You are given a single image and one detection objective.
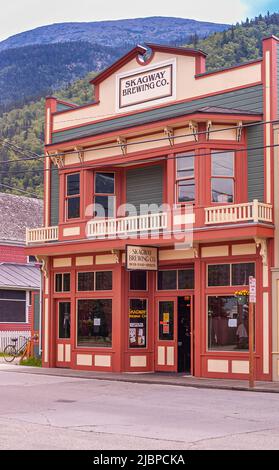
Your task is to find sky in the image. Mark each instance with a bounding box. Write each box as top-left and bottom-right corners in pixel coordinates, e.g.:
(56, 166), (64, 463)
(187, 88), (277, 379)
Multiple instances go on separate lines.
(0, 0), (278, 42)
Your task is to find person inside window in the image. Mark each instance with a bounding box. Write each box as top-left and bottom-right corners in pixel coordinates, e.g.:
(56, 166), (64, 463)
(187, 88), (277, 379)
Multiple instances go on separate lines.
(236, 319), (248, 349)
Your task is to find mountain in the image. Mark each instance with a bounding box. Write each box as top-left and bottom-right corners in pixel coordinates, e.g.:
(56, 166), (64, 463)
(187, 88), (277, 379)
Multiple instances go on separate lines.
(0, 41), (120, 111)
(0, 17), (228, 51)
(0, 16), (229, 111)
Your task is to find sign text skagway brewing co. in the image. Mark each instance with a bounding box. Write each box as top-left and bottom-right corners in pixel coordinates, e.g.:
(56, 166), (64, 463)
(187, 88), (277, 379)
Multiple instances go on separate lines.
(126, 245), (158, 271)
(118, 62), (174, 109)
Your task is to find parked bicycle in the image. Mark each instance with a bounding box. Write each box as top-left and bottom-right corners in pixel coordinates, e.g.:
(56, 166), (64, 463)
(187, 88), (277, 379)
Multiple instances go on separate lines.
(3, 335), (38, 362)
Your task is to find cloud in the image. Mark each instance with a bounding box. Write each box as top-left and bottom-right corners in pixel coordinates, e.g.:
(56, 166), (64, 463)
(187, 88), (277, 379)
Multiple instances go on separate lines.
(0, 0), (275, 42)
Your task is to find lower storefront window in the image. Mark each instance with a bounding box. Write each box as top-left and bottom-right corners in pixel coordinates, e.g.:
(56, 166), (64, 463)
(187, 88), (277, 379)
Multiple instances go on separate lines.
(208, 295), (249, 351)
(77, 299), (112, 348)
(129, 299), (147, 348)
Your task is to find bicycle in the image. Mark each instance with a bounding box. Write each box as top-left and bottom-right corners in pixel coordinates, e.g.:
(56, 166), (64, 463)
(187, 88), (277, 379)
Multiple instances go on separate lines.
(3, 335), (38, 363)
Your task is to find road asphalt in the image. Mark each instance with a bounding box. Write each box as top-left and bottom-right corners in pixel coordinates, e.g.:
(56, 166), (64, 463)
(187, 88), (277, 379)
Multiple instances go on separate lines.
(0, 365), (279, 450)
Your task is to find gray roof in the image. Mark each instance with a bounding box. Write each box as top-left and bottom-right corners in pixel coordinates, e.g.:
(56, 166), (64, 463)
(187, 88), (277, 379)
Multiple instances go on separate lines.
(0, 193), (43, 243)
(196, 106), (260, 115)
(0, 263), (40, 290)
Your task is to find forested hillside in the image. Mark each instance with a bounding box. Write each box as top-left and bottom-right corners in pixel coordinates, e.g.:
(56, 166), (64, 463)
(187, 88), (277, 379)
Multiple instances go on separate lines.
(0, 16), (228, 111)
(1, 11), (279, 198)
(188, 12), (279, 70)
(0, 41), (120, 112)
(0, 75), (94, 197)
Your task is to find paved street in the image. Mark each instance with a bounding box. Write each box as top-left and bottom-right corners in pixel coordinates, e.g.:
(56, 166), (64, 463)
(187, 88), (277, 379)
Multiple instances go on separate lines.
(0, 368), (279, 450)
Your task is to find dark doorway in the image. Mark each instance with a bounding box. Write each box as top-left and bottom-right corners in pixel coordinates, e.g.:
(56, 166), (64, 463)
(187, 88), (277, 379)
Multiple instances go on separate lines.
(177, 296), (191, 373)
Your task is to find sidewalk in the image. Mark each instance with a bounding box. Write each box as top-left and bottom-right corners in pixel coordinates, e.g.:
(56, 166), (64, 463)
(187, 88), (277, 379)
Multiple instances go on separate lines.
(1, 362), (279, 393)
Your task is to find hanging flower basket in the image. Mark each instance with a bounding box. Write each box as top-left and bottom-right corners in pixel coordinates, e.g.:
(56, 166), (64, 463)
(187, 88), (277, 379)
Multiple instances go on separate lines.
(234, 290), (249, 305)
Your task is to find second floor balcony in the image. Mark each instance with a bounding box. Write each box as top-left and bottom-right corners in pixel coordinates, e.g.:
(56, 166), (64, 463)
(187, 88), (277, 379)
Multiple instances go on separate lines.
(26, 199), (273, 245)
(205, 200), (273, 225)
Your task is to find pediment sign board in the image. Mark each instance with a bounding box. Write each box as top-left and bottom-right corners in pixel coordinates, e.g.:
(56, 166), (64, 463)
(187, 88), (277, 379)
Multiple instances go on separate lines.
(115, 59), (176, 113)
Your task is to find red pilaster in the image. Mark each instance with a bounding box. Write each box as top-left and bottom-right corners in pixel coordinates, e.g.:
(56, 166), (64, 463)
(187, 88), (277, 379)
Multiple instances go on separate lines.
(262, 36), (279, 205)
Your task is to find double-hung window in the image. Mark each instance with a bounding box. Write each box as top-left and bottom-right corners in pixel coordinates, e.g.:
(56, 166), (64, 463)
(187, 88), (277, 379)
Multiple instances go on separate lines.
(211, 151), (234, 203)
(66, 173), (80, 219)
(0, 290), (26, 323)
(176, 152), (195, 203)
(94, 172), (115, 218)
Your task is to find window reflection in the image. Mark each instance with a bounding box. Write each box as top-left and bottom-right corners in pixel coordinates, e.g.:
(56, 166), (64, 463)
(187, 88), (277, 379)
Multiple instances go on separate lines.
(208, 296), (249, 351)
(77, 299), (112, 348)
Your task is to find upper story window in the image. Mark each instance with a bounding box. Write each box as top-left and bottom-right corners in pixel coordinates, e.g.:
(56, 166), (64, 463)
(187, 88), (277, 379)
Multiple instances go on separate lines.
(176, 152), (195, 204)
(94, 172), (115, 218)
(55, 273), (71, 293)
(207, 263), (255, 287)
(66, 173), (80, 219)
(158, 269), (195, 290)
(129, 271), (147, 291)
(211, 151), (234, 203)
(77, 271), (113, 292)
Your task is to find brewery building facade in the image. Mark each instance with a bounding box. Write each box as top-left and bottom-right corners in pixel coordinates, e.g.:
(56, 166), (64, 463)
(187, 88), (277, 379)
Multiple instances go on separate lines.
(26, 37), (279, 381)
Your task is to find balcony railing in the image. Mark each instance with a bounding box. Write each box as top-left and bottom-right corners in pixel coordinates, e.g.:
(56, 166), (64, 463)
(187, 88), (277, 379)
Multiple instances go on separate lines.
(26, 226), (58, 244)
(26, 201), (273, 245)
(86, 212), (168, 239)
(205, 200), (273, 225)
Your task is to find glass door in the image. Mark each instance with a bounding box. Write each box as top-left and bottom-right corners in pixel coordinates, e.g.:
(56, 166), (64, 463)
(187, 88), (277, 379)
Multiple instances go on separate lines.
(56, 300), (71, 368)
(155, 298), (177, 372)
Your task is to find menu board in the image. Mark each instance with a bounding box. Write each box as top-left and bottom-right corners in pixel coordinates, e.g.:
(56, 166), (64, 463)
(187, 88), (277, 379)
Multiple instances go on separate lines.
(129, 299), (147, 348)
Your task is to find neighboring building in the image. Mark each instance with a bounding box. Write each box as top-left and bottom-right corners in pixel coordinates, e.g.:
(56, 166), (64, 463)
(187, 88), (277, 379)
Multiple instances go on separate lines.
(26, 37), (279, 381)
(0, 193), (42, 351)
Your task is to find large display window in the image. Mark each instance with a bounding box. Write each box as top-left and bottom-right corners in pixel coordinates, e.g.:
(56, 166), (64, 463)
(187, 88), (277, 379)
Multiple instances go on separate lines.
(129, 298), (147, 348)
(208, 295), (249, 351)
(77, 299), (112, 348)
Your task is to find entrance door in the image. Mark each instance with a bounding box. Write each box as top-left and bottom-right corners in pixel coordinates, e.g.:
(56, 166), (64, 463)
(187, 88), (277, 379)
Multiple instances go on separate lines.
(177, 296), (192, 374)
(56, 300), (71, 368)
(155, 298), (177, 371)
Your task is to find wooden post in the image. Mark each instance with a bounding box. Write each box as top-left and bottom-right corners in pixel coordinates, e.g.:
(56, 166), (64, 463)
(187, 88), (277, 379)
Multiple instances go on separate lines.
(249, 276), (256, 388)
(249, 302), (255, 389)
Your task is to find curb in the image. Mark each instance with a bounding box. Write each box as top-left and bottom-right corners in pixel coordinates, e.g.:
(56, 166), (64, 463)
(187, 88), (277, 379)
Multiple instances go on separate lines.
(1, 365), (279, 394)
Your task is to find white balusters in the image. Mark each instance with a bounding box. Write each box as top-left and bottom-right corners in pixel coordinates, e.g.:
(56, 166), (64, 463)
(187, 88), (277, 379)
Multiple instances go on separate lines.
(26, 226), (58, 244)
(87, 212), (168, 239)
(205, 200), (273, 225)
